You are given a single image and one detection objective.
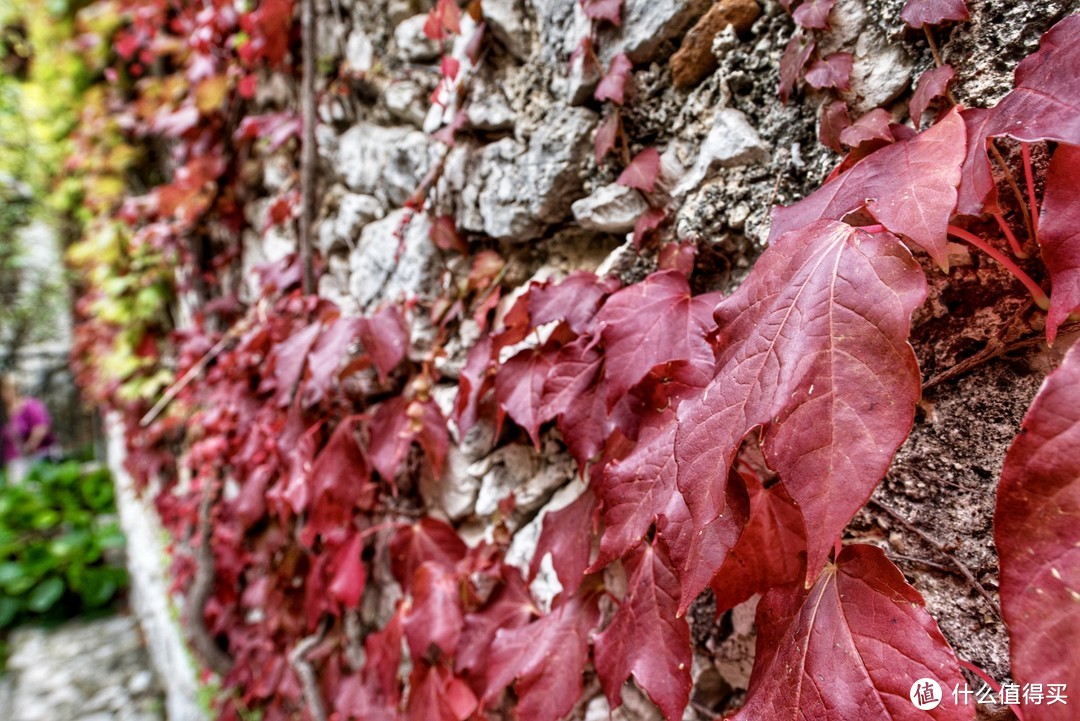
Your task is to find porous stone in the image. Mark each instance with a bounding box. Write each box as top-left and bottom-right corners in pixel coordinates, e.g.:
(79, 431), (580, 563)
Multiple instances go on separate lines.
(674, 107), (769, 196)
(670, 0), (762, 88)
(461, 105), (598, 241)
(380, 130), (439, 207)
(393, 14), (441, 62)
(571, 182), (650, 233)
(348, 209), (439, 309)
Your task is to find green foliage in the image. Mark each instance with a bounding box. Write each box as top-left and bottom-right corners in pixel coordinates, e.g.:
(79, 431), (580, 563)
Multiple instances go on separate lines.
(0, 460), (127, 629)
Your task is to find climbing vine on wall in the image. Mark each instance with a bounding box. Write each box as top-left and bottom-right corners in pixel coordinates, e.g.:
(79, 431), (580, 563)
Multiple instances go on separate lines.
(58, 0), (1080, 720)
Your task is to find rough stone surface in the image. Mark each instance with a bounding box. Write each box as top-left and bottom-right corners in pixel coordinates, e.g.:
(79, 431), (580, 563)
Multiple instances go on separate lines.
(674, 107), (770, 196)
(572, 182), (650, 233)
(671, 0), (762, 88)
(348, 208), (439, 309)
(392, 14), (440, 62)
(456, 105), (598, 241)
(1, 616), (165, 721)
(598, 0), (712, 63)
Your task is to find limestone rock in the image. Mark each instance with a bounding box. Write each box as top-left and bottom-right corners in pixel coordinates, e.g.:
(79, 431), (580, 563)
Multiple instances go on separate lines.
(670, 0), (761, 88)
(339, 123), (436, 207)
(598, 0), (712, 63)
(674, 107), (768, 196)
(572, 183), (649, 233)
(466, 78), (516, 131)
(348, 209), (439, 309)
(483, 0), (531, 59)
(567, 46), (602, 106)
(345, 28), (375, 73)
(381, 130), (438, 207)
(319, 193), (384, 254)
(462, 105), (598, 241)
(385, 80), (429, 127)
(393, 14), (441, 62)
(850, 30), (913, 113)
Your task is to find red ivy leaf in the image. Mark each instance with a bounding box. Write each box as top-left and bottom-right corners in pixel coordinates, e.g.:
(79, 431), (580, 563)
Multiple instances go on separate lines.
(456, 569), (537, 682)
(658, 241), (696, 276)
(910, 64), (955, 130)
(593, 542), (691, 721)
(770, 107), (966, 269)
(358, 305), (408, 384)
(580, 0), (622, 25)
(430, 215), (468, 253)
(656, 469), (748, 614)
(838, 107), (894, 150)
(269, 321), (321, 406)
(616, 147), (661, 193)
(675, 221), (926, 579)
(595, 53), (633, 104)
(1037, 144), (1080, 345)
(328, 531), (366, 608)
(710, 462), (806, 614)
(424, 0), (462, 39)
(305, 416), (375, 541)
(819, 100), (852, 153)
(792, 0), (836, 30)
(595, 112), (620, 164)
(404, 562), (464, 658)
(985, 15), (1080, 146)
(454, 334), (493, 434)
(528, 271), (620, 335)
(529, 488), (597, 597)
(539, 337), (603, 427)
(733, 544), (971, 721)
(482, 589), (601, 721)
(804, 51), (852, 90)
(405, 662), (477, 721)
(304, 316), (364, 405)
(779, 32), (815, 103)
(900, 0), (969, 28)
(389, 518), (468, 587)
(369, 396), (448, 479)
(494, 332), (567, 448)
(996, 343), (1080, 721)
(955, 107), (999, 216)
(633, 206), (667, 249)
(597, 270), (722, 409)
(441, 56), (461, 81)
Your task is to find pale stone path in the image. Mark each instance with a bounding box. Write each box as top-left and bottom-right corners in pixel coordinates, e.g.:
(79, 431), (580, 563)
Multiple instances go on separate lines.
(0, 615), (165, 721)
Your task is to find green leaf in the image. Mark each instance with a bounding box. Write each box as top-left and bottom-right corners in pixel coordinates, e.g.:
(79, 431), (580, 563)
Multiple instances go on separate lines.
(26, 576), (65, 613)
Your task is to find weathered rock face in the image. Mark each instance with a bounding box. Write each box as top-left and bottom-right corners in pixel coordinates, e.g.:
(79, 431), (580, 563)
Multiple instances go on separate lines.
(235, 0), (1074, 716)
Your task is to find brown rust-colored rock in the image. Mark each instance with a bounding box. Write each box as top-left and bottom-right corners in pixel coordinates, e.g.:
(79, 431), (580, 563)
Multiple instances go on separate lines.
(670, 0), (761, 88)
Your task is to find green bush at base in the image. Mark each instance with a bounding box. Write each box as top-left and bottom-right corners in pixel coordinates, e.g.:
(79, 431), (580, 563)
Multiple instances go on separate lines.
(0, 460), (127, 630)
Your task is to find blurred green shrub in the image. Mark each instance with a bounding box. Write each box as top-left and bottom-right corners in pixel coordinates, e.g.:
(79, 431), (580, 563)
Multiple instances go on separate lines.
(0, 461), (127, 629)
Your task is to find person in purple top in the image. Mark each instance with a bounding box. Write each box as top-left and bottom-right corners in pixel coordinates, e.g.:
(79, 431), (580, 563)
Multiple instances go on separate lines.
(2, 374), (57, 483)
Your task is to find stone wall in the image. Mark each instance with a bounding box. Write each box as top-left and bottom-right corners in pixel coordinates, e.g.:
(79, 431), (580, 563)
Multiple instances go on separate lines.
(194, 0), (1079, 716)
